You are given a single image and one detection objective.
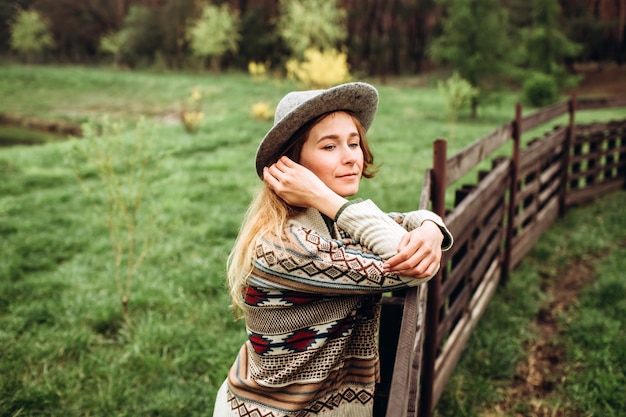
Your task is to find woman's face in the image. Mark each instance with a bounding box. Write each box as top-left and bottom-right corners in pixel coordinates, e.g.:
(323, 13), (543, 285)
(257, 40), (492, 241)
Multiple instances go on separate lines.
(299, 112), (364, 197)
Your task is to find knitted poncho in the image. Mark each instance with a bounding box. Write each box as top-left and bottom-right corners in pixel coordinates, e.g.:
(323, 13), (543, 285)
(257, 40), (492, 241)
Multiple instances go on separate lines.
(217, 200), (452, 417)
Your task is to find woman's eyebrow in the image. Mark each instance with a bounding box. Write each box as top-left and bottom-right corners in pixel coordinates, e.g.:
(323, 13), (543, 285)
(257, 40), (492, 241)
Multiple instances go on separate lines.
(316, 132), (359, 142)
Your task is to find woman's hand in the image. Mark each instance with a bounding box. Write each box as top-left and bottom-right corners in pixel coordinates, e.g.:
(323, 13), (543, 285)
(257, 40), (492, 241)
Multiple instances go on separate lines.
(383, 220), (444, 279)
(263, 156), (347, 217)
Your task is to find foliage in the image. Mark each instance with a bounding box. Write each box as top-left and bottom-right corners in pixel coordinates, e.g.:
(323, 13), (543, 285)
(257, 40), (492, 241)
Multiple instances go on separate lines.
(97, 5), (166, 69)
(121, 6), (165, 68)
(64, 117), (157, 328)
(181, 87), (205, 133)
(0, 1), (623, 74)
(185, 3), (240, 72)
(523, 72), (559, 107)
(248, 61), (269, 81)
(238, 5), (282, 69)
(429, 0), (514, 117)
(437, 71), (479, 141)
(250, 101), (274, 122)
(8, 7), (55, 61)
(513, 0), (582, 89)
(98, 30), (126, 66)
(286, 48), (351, 89)
(560, 2), (622, 63)
(276, 0), (347, 59)
(429, 0), (513, 84)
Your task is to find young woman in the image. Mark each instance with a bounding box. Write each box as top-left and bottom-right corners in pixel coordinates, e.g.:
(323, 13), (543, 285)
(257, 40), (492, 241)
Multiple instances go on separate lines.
(213, 82), (453, 417)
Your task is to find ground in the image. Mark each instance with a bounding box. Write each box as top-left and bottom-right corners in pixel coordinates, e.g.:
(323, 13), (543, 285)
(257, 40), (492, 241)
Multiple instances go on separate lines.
(478, 63), (626, 416)
(565, 62), (626, 98)
(488, 256), (597, 416)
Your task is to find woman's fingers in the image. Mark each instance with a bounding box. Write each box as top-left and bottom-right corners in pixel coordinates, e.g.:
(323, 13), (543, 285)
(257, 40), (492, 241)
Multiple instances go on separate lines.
(384, 224), (444, 278)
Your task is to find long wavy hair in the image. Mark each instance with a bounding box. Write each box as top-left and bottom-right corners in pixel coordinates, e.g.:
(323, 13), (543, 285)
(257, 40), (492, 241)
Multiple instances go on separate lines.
(227, 111), (378, 317)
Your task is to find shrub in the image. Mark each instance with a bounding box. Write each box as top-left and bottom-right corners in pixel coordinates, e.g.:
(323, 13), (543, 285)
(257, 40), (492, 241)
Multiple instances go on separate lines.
(523, 72), (559, 107)
(181, 87), (204, 134)
(277, 0), (347, 59)
(8, 7), (55, 62)
(97, 6), (165, 68)
(64, 117), (158, 328)
(248, 61), (269, 81)
(250, 102), (274, 121)
(186, 3), (240, 72)
(98, 31), (126, 66)
(437, 72), (479, 113)
(437, 71), (479, 141)
(286, 48), (351, 89)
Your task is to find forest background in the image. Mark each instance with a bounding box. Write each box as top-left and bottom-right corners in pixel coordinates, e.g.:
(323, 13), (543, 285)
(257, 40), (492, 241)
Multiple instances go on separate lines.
(2, 0), (625, 75)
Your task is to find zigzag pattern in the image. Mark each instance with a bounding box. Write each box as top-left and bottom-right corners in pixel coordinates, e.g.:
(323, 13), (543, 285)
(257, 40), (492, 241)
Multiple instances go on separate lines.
(228, 387), (374, 417)
(255, 238), (391, 289)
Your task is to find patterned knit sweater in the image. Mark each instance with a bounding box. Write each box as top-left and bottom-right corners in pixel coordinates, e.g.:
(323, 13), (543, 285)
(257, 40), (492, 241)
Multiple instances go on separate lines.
(220, 199), (452, 417)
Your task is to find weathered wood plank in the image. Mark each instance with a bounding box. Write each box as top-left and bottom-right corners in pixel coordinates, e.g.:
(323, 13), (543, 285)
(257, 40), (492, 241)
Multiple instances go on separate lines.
(519, 127), (566, 172)
(441, 251), (472, 301)
(445, 122), (514, 186)
(566, 178), (626, 207)
(445, 161), (510, 234)
(438, 284), (471, 347)
(383, 287), (419, 417)
(511, 197), (559, 268)
(521, 101), (569, 132)
(432, 259), (501, 407)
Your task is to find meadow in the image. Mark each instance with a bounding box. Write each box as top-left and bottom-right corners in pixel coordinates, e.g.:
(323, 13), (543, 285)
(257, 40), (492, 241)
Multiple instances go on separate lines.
(1, 64), (625, 416)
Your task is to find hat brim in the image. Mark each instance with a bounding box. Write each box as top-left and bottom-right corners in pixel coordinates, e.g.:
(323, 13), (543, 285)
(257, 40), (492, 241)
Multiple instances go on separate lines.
(255, 82), (379, 178)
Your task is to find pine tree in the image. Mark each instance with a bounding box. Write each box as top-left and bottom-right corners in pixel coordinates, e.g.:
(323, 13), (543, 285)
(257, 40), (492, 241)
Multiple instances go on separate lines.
(429, 0), (513, 118)
(517, 0), (582, 86)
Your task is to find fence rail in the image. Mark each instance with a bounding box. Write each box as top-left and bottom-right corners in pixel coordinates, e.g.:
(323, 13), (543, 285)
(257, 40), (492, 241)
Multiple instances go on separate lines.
(376, 94), (626, 417)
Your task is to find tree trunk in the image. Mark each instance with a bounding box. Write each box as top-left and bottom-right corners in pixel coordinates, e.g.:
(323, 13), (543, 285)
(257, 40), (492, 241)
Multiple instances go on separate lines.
(118, 0), (125, 26)
(471, 96), (478, 119)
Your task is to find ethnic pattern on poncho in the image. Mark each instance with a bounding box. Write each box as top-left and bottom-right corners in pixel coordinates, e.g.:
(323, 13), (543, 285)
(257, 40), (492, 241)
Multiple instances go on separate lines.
(221, 201), (453, 417)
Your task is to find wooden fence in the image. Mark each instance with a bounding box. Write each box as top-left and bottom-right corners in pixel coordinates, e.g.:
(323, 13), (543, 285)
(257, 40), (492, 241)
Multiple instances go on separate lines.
(374, 94), (626, 417)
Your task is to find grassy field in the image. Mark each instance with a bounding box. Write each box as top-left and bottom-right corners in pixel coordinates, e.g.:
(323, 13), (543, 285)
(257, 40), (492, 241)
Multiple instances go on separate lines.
(0, 64), (625, 416)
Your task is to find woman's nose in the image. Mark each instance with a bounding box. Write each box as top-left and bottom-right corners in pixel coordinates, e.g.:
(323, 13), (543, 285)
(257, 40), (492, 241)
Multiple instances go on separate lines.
(342, 147), (356, 164)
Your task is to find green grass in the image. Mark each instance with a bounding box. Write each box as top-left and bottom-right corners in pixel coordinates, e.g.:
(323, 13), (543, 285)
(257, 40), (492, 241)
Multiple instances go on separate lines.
(435, 190), (626, 416)
(0, 64), (625, 416)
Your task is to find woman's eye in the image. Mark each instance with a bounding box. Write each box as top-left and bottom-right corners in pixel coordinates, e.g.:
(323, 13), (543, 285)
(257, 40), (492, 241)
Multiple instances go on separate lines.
(349, 142), (360, 148)
(323, 144), (335, 151)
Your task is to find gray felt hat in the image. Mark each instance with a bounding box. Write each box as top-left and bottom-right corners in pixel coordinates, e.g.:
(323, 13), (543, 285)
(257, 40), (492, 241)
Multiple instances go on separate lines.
(255, 82), (379, 178)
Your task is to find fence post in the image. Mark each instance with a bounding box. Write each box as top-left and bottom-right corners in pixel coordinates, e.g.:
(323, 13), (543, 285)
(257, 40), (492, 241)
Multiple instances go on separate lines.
(502, 103), (522, 284)
(560, 93), (576, 216)
(419, 139), (447, 417)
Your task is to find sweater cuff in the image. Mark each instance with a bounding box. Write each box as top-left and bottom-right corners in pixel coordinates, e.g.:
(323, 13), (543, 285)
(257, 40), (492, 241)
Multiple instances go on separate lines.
(333, 198), (363, 222)
(402, 210), (454, 251)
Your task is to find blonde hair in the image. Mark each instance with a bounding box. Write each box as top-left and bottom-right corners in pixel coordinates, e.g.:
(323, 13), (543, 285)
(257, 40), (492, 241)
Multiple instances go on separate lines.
(227, 111), (377, 318)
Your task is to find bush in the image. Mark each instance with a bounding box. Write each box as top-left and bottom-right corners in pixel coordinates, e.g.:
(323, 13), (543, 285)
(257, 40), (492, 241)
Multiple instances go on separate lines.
(286, 48), (351, 89)
(437, 71), (478, 140)
(277, 0), (347, 59)
(98, 31), (126, 66)
(523, 72), (559, 107)
(8, 7), (55, 62)
(181, 87), (205, 133)
(185, 3), (240, 72)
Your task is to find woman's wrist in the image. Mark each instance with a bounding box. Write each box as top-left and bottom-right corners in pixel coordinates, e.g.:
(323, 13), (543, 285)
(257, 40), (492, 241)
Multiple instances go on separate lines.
(314, 190), (348, 219)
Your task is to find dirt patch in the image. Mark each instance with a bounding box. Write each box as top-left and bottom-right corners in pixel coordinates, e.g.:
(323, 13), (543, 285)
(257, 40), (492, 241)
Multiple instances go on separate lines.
(488, 241), (626, 416)
(0, 113), (82, 137)
(567, 63), (626, 98)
